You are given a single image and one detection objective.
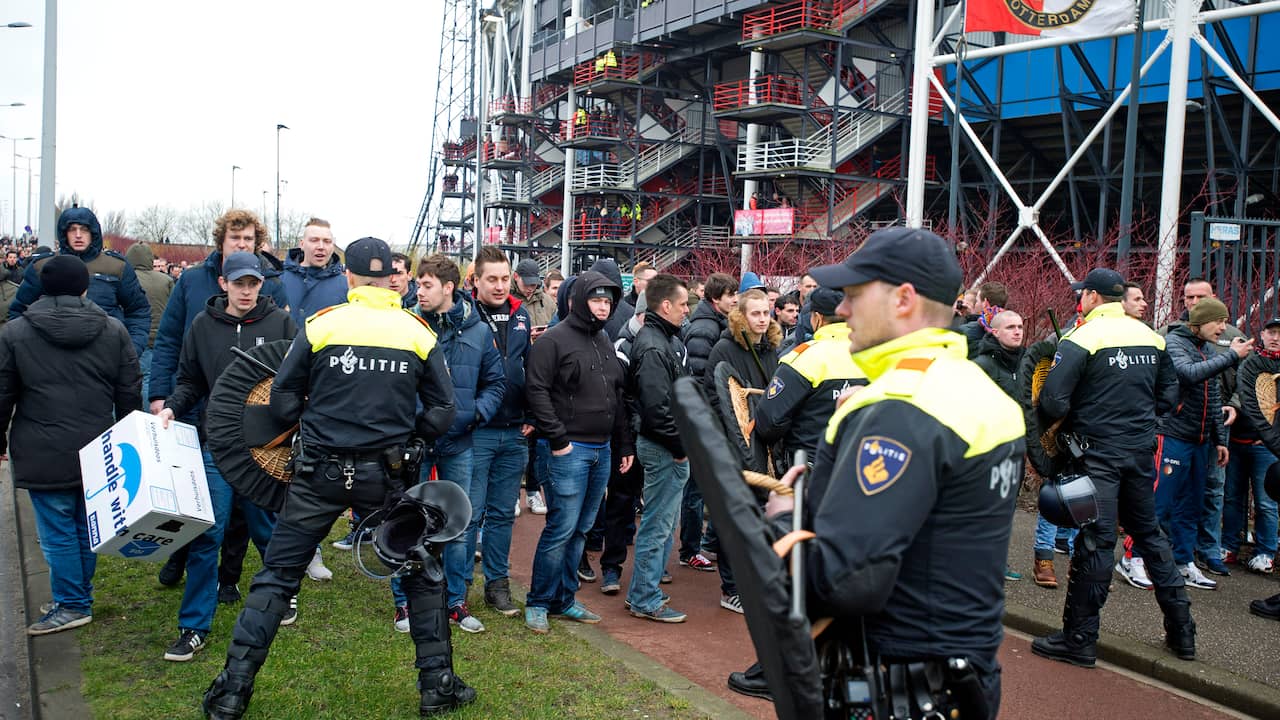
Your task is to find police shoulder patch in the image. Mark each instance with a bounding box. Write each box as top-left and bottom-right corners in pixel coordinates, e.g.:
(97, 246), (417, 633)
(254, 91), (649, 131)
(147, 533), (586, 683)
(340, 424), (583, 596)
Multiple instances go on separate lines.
(856, 436), (912, 496)
(766, 375), (785, 399)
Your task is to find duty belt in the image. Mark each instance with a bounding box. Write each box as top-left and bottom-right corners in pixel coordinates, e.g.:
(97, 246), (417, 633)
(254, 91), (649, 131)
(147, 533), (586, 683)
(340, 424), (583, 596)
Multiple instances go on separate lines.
(316, 447), (401, 491)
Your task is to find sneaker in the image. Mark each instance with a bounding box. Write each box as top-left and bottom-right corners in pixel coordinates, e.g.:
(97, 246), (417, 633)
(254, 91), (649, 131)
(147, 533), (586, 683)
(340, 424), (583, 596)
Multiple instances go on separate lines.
(600, 568), (621, 595)
(483, 578), (521, 617)
(1224, 550), (1240, 565)
(1054, 537), (1071, 555)
(1197, 554), (1231, 577)
(660, 570), (673, 584)
(553, 601), (601, 624)
(720, 594), (744, 614)
(624, 593), (670, 610)
(217, 584), (242, 605)
(449, 603), (486, 633)
(1004, 566), (1022, 582)
(1117, 556), (1153, 590)
(1248, 553), (1275, 574)
(27, 605), (91, 636)
(525, 606), (550, 634)
(679, 553), (716, 572)
(514, 498), (521, 517)
(157, 555), (185, 587)
(306, 547), (333, 581)
(527, 491), (547, 515)
(1181, 563), (1218, 590)
(394, 605), (411, 633)
(280, 596), (299, 626)
(163, 629), (207, 662)
(331, 530), (357, 550)
(577, 555), (597, 583)
(629, 605), (687, 623)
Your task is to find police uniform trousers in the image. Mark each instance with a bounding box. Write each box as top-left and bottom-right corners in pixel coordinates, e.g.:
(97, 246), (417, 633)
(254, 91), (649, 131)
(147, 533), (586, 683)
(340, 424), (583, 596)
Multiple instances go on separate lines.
(1063, 441), (1190, 642)
(223, 457), (454, 682)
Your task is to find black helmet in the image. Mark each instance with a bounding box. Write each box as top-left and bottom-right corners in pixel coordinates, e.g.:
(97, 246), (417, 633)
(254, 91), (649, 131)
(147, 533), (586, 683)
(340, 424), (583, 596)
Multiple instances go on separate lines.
(354, 481), (472, 580)
(1038, 473), (1100, 528)
(1266, 461), (1280, 502)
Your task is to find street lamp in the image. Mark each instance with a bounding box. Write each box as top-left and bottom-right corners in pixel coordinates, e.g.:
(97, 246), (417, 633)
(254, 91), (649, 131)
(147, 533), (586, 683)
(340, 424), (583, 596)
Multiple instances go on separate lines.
(275, 124), (288, 245)
(18, 153), (38, 233)
(1, 134), (35, 237)
(4, 22), (33, 28)
(231, 164), (241, 207)
(1, 103), (25, 108)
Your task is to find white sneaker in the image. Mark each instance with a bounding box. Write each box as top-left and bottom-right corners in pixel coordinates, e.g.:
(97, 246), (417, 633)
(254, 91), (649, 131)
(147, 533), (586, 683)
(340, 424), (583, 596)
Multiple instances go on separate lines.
(1181, 562), (1218, 590)
(515, 498), (522, 517)
(1117, 556), (1153, 590)
(1248, 553), (1275, 574)
(393, 605), (410, 633)
(527, 491), (547, 515)
(306, 547), (333, 581)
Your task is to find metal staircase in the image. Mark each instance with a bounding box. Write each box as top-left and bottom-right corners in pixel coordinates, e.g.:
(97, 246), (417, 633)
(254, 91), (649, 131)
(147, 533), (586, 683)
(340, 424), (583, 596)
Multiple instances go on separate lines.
(633, 225), (730, 270)
(738, 88), (904, 173)
(571, 108), (714, 191)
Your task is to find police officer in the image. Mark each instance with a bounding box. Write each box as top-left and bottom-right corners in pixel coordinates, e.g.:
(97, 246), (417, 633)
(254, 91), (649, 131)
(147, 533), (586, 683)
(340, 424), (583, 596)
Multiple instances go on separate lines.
(766, 228), (1025, 718)
(202, 237), (466, 719)
(1032, 267), (1195, 667)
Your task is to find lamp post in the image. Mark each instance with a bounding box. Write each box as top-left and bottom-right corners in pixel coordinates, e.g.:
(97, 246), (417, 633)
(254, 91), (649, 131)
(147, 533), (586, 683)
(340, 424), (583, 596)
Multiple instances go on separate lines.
(19, 154), (37, 233)
(231, 164), (241, 207)
(3, 22), (33, 28)
(38, 0), (56, 243)
(275, 124), (288, 245)
(1, 135), (35, 237)
(0, 103), (24, 108)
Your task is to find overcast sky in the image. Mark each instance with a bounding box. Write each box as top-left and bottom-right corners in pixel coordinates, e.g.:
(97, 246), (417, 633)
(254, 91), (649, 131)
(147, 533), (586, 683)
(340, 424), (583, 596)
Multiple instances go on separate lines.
(1, 0), (443, 248)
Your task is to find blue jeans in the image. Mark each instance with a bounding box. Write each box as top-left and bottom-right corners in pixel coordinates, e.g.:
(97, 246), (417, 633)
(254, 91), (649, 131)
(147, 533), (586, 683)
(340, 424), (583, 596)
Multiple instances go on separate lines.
(627, 436), (689, 614)
(139, 347), (153, 404)
(1196, 463), (1227, 561)
(393, 448), (474, 609)
(1032, 513), (1077, 561)
(1153, 435), (1212, 566)
(465, 427), (527, 583)
(28, 489), (96, 614)
(1223, 442), (1279, 555)
(526, 442), (610, 613)
(179, 449), (234, 633)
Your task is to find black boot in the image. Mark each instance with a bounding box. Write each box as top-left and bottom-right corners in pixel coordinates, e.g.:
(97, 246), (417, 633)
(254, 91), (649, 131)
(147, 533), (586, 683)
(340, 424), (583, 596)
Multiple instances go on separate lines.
(202, 664), (256, 720)
(419, 671), (477, 716)
(727, 661), (772, 699)
(1031, 631), (1097, 668)
(1250, 593), (1280, 621)
(158, 549), (187, 587)
(1156, 585), (1196, 661)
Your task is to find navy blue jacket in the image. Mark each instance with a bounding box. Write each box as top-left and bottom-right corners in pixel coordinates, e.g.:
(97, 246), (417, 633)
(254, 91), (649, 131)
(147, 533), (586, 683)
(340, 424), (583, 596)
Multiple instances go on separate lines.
(280, 248), (348, 325)
(148, 249), (288, 402)
(9, 207), (151, 356)
(473, 293), (532, 429)
(420, 291), (505, 455)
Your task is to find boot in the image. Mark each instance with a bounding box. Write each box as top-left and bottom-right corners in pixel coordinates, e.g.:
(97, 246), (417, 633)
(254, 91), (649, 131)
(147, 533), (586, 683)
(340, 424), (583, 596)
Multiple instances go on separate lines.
(419, 670), (477, 716)
(727, 661), (772, 700)
(484, 578), (520, 617)
(1250, 593), (1280, 621)
(1031, 631), (1096, 668)
(202, 663), (257, 720)
(1156, 586), (1195, 661)
(1032, 559), (1058, 588)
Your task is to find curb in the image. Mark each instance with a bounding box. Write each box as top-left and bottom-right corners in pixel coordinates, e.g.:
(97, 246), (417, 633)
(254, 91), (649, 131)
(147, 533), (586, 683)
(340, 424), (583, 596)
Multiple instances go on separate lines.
(1004, 601), (1280, 719)
(1, 469), (35, 720)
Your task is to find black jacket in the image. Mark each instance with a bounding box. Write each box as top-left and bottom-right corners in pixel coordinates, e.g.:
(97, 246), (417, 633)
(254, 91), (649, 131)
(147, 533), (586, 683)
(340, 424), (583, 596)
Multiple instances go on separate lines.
(166, 294), (297, 437)
(959, 319), (986, 359)
(1233, 351), (1280, 451)
(682, 297), (727, 383)
(631, 310), (690, 457)
(971, 333), (1023, 400)
(704, 309), (782, 399)
(525, 271), (632, 453)
(0, 296), (142, 491)
(1161, 323), (1235, 446)
(588, 259), (633, 341)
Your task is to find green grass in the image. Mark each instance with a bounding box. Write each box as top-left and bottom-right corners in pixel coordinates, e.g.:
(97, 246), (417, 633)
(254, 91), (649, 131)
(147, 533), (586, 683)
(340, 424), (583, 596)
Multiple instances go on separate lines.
(79, 526), (705, 719)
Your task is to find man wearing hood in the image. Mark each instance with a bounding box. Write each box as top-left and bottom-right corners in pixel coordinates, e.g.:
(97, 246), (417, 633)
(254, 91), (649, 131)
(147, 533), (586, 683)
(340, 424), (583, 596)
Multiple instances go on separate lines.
(155, 252), (297, 663)
(588, 258), (633, 340)
(10, 206), (152, 357)
(972, 310), (1024, 400)
(0, 256), (141, 636)
(125, 242), (174, 401)
(280, 218), (347, 325)
(523, 270), (634, 633)
(399, 254), (505, 635)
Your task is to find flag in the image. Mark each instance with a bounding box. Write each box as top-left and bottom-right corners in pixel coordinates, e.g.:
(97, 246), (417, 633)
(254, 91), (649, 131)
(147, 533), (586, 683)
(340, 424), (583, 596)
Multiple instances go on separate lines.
(965, 0), (1136, 38)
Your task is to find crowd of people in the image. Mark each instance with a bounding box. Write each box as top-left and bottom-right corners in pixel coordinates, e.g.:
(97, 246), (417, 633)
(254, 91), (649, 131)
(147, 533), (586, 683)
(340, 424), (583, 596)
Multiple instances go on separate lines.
(1, 210), (1278, 718)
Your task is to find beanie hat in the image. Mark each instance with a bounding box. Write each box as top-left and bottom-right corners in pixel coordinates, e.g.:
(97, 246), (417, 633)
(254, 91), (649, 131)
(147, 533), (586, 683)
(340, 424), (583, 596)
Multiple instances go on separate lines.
(739, 271), (766, 293)
(634, 290), (648, 317)
(1189, 298), (1229, 326)
(41, 255), (90, 297)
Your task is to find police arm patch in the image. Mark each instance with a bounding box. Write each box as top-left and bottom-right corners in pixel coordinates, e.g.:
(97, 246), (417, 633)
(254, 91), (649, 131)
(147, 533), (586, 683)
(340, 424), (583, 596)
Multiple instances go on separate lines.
(766, 375), (785, 399)
(856, 436), (912, 496)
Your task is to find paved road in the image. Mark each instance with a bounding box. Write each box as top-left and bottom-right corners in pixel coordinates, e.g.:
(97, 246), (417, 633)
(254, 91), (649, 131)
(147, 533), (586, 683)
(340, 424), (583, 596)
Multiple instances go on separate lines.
(507, 501), (1250, 719)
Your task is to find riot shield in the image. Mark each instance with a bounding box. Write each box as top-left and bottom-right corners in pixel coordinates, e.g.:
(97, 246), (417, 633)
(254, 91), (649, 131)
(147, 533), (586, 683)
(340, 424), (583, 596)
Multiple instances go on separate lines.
(1019, 337), (1069, 479)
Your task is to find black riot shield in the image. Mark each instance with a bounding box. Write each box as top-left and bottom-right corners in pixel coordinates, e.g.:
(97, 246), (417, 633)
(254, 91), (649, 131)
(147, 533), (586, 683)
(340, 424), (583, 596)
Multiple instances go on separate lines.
(206, 339), (296, 512)
(713, 362), (771, 474)
(1237, 358), (1280, 457)
(1019, 337), (1069, 480)
(671, 377), (823, 720)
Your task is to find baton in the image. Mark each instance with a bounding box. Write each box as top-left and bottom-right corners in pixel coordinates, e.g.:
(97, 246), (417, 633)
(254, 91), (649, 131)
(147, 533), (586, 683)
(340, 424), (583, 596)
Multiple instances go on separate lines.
(790, 449), (808, 624)
(1047, 308), (1063, 341)
(231, 346), (278, 376)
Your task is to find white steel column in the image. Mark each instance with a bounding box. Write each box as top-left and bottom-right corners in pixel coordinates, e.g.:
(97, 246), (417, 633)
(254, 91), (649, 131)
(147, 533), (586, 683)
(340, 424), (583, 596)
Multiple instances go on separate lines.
(561, 86), (577, 277)
(1155, 0), (1200, 327)
(473, 0), (486, 261)
(905, 0), (937, 227)
(743, 51), (765, 211)
(38, 0), (56, 241)
(520, 0), (534, 100)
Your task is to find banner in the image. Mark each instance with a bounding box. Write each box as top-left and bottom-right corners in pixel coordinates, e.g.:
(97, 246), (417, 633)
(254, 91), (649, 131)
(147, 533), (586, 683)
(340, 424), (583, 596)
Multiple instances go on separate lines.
(734, 208), (795, 236)
(965, 0), (1135, 38)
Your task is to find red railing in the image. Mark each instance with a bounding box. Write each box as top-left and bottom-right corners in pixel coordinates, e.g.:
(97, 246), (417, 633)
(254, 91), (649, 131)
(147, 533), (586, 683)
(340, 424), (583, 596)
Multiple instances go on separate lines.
(480, 140), (527, 163)
(489, 96), (532, 116)
(573, 51), (665, 86)
(442, 138), (477, 161)
(644, 96), (685, 133)
(560, 117), (622, 141)
(742, 0), (834, 41)
(530, 209), (563, 238)
(532, 83), (569, 111)
(713, 75), (807, 110)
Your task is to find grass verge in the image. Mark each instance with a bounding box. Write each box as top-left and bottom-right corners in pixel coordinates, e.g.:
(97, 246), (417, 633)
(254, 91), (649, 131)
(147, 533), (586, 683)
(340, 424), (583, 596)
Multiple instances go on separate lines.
(78, 525), (705, 719)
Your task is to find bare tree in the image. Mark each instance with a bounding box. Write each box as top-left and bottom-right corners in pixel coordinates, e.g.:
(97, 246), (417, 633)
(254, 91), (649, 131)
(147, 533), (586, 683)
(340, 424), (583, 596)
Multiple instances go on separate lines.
(131, 205), (180, 244)
(101, 210), (128, 237)
(276, 210), (315, 250)
(176, 201), (227, 245)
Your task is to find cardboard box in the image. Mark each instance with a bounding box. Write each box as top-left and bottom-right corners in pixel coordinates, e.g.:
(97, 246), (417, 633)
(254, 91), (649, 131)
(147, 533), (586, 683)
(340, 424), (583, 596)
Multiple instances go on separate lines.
(78, 410), (214, 561)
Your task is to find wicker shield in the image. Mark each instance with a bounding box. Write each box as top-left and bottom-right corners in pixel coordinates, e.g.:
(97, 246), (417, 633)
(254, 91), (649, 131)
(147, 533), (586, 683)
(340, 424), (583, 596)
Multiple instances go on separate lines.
(1019, 337), (1069, 479)
(714, 362), (770, 474)
(1236, 355), (1280, 457)
(206, 339), (296, 512)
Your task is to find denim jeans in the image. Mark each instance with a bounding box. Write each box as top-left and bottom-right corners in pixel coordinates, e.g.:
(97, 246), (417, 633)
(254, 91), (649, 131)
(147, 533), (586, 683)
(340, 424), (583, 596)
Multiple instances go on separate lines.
(526, 442), (610, 613)
(1152, 435), (1212, 566)
(179, 449), (234, 633)
(1223, 442), (1279, 555)
(218, 495), (277, 587)
(393, 448), (473, 609)
(1196, 463), (1227, 561)
(465, 427), (527, 584)
(139, 347), (153, 404)
(527, 438), (550, 495)
(1033, 514), (1078, 561)
(28, 489), (96, 614)
(678, 477), (705, 560)
(627, 436), (689, 614)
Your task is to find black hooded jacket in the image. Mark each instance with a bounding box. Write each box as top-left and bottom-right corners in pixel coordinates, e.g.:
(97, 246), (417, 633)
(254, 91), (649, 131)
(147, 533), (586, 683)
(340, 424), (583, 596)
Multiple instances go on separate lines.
(682, 297), (728, 383)
(525, 271), (633, 454)
(165, 294), (297, 437)
(588, 258), (634, 340)
(0, 296), (142, 491)
(971, 333), (1023, 400)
